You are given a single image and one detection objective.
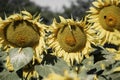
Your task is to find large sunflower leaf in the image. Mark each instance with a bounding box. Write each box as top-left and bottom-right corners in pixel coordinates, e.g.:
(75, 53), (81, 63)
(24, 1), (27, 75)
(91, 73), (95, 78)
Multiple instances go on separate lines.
(0, 70), (21, 80)
(35, 58), (70, 77)
(9, 47), (33, 71)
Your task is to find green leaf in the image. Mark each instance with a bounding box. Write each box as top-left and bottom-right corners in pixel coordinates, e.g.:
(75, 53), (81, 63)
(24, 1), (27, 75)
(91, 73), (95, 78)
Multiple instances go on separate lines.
(9, 47), (33, 71)
(97, 76), (106, 80)
(35, 65), (52, 77)
(0, 71), (21, 80)
(77, 66), (97, 80)
(108, 72), (120, 80)
(101, 61), (120, 80)
(50, 58), (70, 74)
(94, 48), (115, 72)
(35, 58), (70, 77)
(76, 46), (117, 80)
(81, 55), (94, 69)
(88, 46), (116, 72)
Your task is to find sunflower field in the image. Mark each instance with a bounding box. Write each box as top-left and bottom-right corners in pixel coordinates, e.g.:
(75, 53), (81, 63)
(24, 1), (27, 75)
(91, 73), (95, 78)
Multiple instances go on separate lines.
(0, 0), (120, 80)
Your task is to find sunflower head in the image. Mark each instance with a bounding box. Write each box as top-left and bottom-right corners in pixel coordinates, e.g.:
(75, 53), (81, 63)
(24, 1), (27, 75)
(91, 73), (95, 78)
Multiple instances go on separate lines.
(5, 20), (40, 47)
(52, 16), (87, 53)
(87, 0), (120, 45)
(88, 0), (120, 31)
(99, 5), (120, 31)
(0, 11), (45, 48)
(48, 16), (96, 65)
(0, 11), (46, 71)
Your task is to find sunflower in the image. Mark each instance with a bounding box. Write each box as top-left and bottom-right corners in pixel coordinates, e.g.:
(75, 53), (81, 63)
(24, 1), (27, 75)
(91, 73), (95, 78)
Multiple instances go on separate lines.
(0, 11), (46, 70)
(47, 16), (98, 65)
(87, 0), (120, 45)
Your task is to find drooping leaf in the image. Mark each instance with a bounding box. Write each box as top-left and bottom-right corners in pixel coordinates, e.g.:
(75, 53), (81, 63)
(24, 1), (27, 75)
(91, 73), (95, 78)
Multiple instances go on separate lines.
(9, 47), (33, 71)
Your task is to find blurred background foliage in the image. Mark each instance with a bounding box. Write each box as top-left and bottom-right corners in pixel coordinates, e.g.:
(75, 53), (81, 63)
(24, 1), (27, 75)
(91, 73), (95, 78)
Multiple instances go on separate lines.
(0, 0), (93, 24)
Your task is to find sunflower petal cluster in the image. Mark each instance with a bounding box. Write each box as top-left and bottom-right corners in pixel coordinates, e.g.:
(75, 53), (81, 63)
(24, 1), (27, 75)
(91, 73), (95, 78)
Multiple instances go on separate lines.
(47, 16), (98, 65)
(87, 0), (120, 45)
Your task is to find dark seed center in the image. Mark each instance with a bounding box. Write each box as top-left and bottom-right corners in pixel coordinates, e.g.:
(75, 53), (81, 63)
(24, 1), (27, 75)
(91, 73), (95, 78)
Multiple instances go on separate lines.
(5, 21), (40, 47)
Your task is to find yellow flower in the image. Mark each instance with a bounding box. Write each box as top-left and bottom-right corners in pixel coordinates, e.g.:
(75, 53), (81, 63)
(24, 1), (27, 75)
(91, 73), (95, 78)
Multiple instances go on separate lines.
(0, 11), (46, 70)
(43, 70), (80, 80)
(87, 0), (120, 45)
(47, 16), (98, 65)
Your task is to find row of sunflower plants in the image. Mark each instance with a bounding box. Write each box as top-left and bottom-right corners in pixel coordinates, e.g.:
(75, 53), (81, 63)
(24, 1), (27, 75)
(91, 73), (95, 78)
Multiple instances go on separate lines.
(0, 0), (120, 80)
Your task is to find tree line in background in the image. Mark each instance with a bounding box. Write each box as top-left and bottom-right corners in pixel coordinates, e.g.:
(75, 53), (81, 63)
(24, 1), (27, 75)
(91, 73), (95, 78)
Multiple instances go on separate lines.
(0, 0), (93, 24)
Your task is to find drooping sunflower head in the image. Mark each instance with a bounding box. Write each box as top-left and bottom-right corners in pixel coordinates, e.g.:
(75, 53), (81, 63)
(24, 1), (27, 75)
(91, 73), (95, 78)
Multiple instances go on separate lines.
(47, 16), (97, 65)
(0, 11), (45, 49)
(0, 11), (46, 70)
(56, 18), (87, 53)
(87, 0), (120, 45)
(4, 20), (40, 47)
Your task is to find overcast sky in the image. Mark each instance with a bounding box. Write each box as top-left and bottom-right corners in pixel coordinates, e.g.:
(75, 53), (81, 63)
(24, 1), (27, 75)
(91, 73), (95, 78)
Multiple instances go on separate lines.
(30, 0), (77, 13)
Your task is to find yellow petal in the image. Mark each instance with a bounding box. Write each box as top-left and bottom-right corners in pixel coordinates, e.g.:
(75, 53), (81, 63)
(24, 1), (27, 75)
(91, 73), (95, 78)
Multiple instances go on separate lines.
(21, 11), (32, 19)
(59, 16), (67, 23)
(88, 7), (99, 14)
(92, 1), (102, 8)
